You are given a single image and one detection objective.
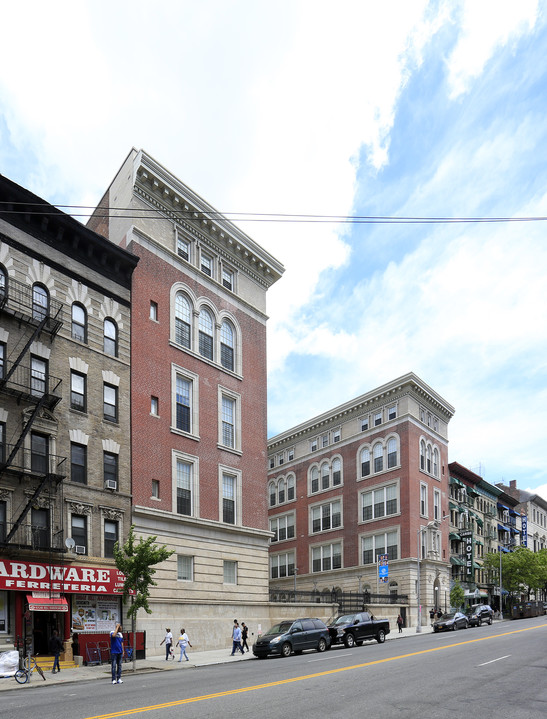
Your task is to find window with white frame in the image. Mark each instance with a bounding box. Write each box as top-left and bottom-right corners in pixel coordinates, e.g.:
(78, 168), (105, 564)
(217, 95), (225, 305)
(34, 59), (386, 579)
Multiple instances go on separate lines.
(420, 483), (428, 517)
(361, 448), (370, 477)
(374, 411), (382, 426)
(434, 489), (441, 521)
(361, 416), (369, 431)
(433, 448), (439, 477)
(270, 512), (295, 542)
(333, 428), (341, 443)
(149, 301), (158, 321)
(287, 474), (295, 501)
(177, 555), (193, 581)
(177, 235), (190, 261)
(277, 452), (284, 466)
(220, 320), (235, 371)
(175, 293), (191, 348)
(420, 440), (426, 470)
(310, 437), (318, 452)
(387, 438), (397, 468)
(332, 458), (341, 486)
(222, 473), (236, 524)
(321, 462), (329, 490)
(222, 267), (234, 291)
(310, 458), (342, 494)
(277, 478), (286, 504)
(175, 375), (192, 433)
(176, 459), (193, 516)
(270, 551), (294, 579)
(321, 433), (329, 448)
(362, 531), (398, 564)
(72, 303), (87, 342)
(311, 466), (319, 493)
(311, 500), (341, 533)
(361, 484), (398, 521)
(387, 404), (397, 420)
(312, 542), (341, 572)
(288, 448), (294, 461)
(269, 481), (276, 507)
(373, 443), (383, 473)
(223, 560), (237, 584)
(198, 307), (214, 360)
(219, 389), (240, 451)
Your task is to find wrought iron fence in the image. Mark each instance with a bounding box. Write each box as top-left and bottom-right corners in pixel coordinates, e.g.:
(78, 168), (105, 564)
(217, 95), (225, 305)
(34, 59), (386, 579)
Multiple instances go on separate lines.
(269, 588), (408, 612)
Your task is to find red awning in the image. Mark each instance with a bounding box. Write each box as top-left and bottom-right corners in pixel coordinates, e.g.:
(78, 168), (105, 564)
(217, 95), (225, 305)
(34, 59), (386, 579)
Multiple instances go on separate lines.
(26, 595), (69, 612)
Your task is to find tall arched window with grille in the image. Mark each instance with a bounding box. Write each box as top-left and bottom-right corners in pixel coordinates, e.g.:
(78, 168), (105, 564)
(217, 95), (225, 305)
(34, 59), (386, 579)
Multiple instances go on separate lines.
(175, 293), (191, 348)
(387, 438), (397, 468)
(198, 308), (214, 360)
(103, 318), (118, 356)
(311, 466), (319, 493)
(32, 284), (49, 321)
(321, 462), (330, 490)
(420, 440), (426, 470)
(433, 448), (439, 477)
(220, 320), (234, 370)
(71, 303), (87, 342)
(373, 443), (383, 473)
(361, 448), (370, 477)
(332, 458), (341, 485)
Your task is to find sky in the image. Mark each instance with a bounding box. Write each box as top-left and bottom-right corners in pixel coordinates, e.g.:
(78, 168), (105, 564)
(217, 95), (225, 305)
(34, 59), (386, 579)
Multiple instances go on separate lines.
(1, 1), (547, 500)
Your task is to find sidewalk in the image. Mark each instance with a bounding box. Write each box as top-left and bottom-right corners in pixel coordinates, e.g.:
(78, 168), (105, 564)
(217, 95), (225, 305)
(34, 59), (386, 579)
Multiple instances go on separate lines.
(0, 626), (423, 691)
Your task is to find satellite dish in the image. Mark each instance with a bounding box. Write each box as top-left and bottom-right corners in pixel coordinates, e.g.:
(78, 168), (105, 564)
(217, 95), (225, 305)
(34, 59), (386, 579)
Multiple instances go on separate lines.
(65, 537), (75, 549)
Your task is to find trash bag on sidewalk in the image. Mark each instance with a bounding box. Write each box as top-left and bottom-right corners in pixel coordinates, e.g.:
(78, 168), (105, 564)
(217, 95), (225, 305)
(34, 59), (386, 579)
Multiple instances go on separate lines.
(0, 651), (19, 677)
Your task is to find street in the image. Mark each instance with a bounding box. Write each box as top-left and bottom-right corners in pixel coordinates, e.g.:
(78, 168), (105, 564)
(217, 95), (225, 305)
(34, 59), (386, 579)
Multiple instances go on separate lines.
(2, 617), (546, 719)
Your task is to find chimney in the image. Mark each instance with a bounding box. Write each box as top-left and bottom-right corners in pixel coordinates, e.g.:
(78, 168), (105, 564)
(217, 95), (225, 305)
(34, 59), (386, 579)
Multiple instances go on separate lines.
(510, 480), (517, 489)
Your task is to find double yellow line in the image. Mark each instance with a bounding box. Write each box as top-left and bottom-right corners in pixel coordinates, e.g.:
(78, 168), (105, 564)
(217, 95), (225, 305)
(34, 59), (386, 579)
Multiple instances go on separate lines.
(84, 623), (546, 719)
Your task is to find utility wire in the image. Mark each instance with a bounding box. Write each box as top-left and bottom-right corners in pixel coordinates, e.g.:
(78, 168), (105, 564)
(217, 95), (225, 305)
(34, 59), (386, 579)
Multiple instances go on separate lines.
(1, 201), (546, 224)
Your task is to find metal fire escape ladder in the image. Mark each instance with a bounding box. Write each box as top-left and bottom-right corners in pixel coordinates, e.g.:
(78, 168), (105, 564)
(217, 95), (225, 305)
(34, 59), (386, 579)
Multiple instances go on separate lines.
(1, 314), (49, 385)
(3, 471), (52, 545)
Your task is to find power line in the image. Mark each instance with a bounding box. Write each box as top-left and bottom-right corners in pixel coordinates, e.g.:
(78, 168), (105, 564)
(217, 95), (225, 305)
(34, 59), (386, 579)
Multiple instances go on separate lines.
(1, 201), (546, 224)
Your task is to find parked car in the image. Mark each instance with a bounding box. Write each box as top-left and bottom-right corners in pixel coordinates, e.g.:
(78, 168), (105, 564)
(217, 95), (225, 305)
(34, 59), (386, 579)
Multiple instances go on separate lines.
(327, 612), (390, 648)
(432, 612), (468, 632)
(467, 604), (494, 627)
(252, 618), (330, 658)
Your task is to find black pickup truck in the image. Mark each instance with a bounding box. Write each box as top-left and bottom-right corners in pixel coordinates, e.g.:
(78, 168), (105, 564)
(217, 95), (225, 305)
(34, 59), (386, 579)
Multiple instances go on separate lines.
(327, 612), (390, 648)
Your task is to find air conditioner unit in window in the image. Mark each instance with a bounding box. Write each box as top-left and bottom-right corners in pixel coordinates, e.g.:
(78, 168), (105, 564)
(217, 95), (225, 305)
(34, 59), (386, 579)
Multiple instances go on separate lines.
(105, 480), (117, 490)
(75, 546), (86, 554)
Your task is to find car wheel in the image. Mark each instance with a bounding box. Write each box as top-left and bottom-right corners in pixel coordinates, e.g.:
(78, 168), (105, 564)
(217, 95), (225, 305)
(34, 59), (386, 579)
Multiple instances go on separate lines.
(317, 637), (327, 653)
(281, 642), (292, 658)
(344, 633), (355, 649)
(452, 623), (457, 630)
(477, 618), (482, 627)
(488, 617), (492, 625)
(376, 629), (386, 644)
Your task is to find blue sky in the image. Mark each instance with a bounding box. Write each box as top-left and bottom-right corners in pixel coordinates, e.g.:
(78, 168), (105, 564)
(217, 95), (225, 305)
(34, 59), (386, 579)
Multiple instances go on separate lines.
(1, 1), (546, 499)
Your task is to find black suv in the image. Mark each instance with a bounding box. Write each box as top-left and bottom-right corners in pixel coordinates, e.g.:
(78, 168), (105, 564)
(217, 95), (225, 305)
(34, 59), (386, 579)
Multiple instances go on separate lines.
(467, 604), (494, 627)
(252, 618), (330, 658)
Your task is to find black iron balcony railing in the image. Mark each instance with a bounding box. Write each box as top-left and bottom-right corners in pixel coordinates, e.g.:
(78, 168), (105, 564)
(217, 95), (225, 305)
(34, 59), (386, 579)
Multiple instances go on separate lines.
(0, 444), (67, 478)
(0, 278), (63, 335)
(0, 520), (65, 551)
(0, 363), (62, 410)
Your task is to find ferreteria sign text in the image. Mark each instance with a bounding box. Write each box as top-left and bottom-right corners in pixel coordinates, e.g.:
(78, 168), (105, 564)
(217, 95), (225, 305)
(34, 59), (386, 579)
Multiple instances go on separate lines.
(0, 560), (130, 595)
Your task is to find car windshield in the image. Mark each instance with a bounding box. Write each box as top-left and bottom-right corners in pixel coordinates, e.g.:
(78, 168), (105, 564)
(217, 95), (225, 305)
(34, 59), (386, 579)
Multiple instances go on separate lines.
(265, 622), (293, 635)
(333, 615), (355, 625)
(438, 613), (454, 621)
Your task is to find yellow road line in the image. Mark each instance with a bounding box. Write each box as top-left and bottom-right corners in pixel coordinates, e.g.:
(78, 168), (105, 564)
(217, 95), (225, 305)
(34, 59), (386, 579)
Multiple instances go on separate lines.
(83, 623), (546, 719)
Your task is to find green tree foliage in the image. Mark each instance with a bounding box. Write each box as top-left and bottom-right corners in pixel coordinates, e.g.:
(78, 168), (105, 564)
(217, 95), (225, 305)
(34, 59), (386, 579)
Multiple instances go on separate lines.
(483, 546), (547, 599)
(113, 525), (173, 670)
(450, 580), (465, 610)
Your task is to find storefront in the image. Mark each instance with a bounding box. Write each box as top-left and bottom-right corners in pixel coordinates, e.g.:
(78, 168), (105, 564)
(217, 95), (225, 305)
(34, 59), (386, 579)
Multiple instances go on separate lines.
(0, 559), (127, 657)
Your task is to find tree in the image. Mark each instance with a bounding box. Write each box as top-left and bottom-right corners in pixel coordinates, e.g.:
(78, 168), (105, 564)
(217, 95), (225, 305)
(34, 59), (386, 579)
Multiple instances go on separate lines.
(450, 580), (465, 611)
(114, 525), (174, 670)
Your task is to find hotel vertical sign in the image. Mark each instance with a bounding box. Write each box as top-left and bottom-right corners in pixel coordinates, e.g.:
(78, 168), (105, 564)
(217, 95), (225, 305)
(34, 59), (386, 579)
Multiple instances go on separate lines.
(460, 529), (474, 577)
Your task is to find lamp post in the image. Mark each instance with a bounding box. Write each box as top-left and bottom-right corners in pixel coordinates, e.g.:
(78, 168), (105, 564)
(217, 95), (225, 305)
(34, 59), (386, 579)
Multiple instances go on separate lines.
(357, 574), (363, 596)
(293, 567), (297, 596)
(499, 548), (503, 618)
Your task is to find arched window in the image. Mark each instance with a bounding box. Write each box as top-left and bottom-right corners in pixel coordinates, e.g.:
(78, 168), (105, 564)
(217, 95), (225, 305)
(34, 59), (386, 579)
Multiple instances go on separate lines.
(420, 440), (426, 470)
(332, 458), (341, 486)
(373, 443), (383, 473)
(198, 308), (213, 360)
(361, 448), (370, 477)
(311, 466), (319, 493)
(32, 284), (49, 321)
(71, 303), (87, 342)
(321, 462), (329, 490)
(175, 293), (191, 348)
(220, 320), (234, 371)
(426, 445), (432, 474)
(278, 478), (285, 504)
(0, 265), (7, 299)
(433, 448), (439, 477)
(287, 474), (295, 501)
(103, 318), (118, 356)
(387, 438), (397, 468)
(269, 481), (276, 507)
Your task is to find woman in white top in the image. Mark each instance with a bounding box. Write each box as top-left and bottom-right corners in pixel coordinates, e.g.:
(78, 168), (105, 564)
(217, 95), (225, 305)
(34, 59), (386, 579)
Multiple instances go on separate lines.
(176, 628), (192, 661)
(160, 628), (174, 660)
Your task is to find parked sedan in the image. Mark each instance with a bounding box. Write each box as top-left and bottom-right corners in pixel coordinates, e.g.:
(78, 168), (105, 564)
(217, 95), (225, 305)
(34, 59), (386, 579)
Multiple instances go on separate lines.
(432, 612), (468, 632)
(252, 618), (330, 658)
(467, 604), (494, 627)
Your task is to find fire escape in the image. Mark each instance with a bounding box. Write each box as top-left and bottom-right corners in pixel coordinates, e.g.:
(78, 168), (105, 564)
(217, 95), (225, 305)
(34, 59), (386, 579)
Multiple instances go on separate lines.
(0, 276), (66, 553)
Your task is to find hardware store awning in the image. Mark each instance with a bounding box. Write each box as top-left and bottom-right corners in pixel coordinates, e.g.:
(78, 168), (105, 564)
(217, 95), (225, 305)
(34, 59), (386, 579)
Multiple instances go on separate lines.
(26, 595), (68, 612)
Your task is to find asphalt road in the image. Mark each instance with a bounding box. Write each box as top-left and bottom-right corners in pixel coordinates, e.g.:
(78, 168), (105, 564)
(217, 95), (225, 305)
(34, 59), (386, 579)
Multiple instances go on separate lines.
(3, 617), (546, 719)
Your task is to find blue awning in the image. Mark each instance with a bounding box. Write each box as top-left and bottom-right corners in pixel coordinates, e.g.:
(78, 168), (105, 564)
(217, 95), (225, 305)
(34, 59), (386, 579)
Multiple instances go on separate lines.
(500, 546), (510, 553)
(498, 523), (510, 532)
(498, 503), (510, 511)
(509, 509), (520, 517)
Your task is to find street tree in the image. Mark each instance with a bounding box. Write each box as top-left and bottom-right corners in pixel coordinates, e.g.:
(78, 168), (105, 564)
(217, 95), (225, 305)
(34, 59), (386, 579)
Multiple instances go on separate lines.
(450, 580), (465, 611)
(114, 525), (174, 670)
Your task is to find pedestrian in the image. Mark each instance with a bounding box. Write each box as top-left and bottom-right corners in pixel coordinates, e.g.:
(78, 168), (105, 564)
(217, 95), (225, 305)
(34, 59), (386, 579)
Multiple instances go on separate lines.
(49, 629), (63, 673)
(176, 628), (192, 661)
(241, 622), (250, 652)
(396, 614), (404, 633)
(230, 620), (244, 656)
(160, 627), (174, 660)
(110, 623), (124, 684)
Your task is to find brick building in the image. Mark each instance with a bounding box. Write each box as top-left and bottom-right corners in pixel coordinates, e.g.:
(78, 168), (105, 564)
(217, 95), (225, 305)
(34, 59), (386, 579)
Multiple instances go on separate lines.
(0, 173), (137, 654)
(267, 373), (455, 628)
(88, 149), (284, 648)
